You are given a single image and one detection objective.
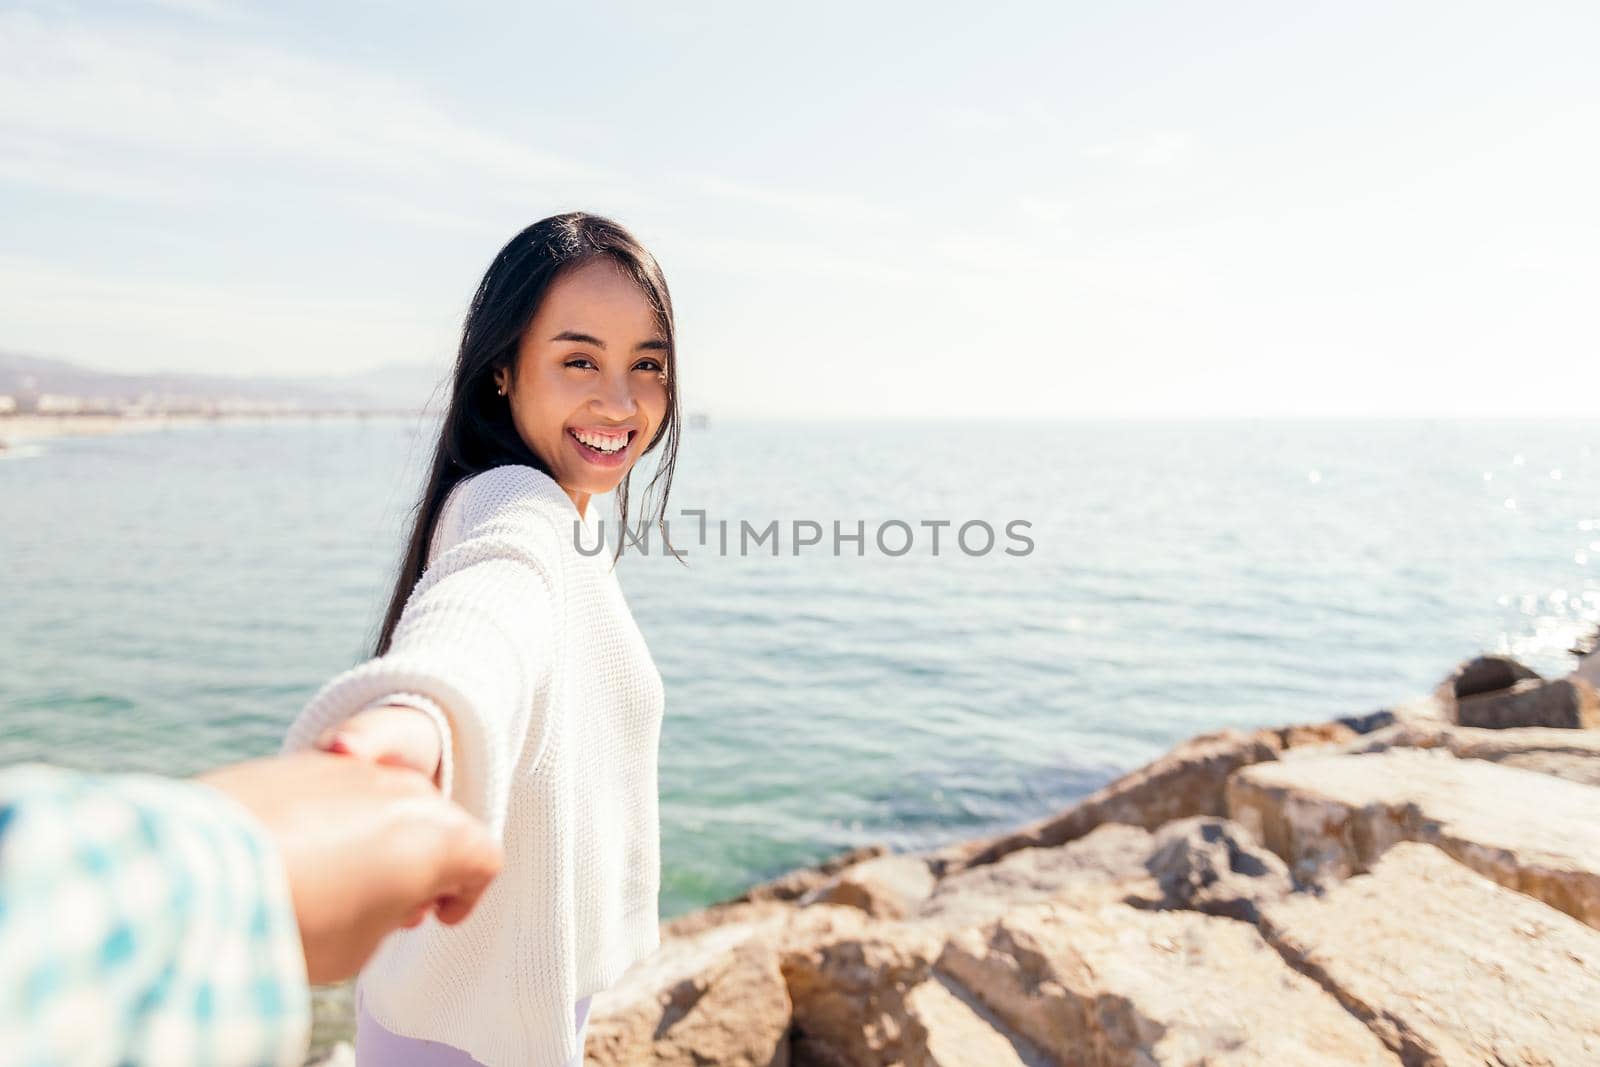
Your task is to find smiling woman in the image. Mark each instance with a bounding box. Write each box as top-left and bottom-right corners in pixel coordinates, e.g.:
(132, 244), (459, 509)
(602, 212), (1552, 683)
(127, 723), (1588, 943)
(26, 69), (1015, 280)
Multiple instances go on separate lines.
(492, 259), (673, 500)
(280, 212), (683, 1067)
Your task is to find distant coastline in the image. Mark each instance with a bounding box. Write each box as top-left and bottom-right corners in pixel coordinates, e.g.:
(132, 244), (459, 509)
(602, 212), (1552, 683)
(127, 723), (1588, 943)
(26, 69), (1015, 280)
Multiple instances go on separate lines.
(0, 410), (424, 446)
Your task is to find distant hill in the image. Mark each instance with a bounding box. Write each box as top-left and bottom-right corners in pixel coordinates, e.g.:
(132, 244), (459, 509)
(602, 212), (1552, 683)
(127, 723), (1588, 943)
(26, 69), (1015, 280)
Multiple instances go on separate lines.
(0, 351), (453, 413)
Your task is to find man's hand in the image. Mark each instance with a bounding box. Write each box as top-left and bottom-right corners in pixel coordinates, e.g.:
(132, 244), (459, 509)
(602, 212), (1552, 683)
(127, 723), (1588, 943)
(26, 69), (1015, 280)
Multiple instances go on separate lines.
(196, 751), (501, 984)
(317, 704), (445, 787)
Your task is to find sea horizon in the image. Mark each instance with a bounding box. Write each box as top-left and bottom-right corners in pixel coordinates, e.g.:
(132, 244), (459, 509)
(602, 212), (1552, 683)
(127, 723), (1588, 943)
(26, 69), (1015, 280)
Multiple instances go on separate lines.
(2, 414), (1594, 918)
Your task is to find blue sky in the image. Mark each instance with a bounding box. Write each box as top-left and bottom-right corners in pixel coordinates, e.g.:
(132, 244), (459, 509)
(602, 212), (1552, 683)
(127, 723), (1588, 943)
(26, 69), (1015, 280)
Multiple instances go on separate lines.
(1, 0), (1595, 417)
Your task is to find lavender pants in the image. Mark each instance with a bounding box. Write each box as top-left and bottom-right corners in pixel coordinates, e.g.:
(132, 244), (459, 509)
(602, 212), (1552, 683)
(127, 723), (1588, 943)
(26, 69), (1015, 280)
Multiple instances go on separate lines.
(355, 981), (595, 1066)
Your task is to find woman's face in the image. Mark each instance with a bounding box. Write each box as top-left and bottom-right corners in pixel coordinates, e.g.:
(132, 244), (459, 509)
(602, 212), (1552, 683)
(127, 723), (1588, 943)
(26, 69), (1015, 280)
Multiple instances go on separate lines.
(494, 258), (670, 515)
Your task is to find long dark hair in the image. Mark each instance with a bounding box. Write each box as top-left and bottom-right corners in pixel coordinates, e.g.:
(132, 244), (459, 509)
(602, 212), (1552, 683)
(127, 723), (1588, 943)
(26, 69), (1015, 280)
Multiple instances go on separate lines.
(372, 212), (683, 658)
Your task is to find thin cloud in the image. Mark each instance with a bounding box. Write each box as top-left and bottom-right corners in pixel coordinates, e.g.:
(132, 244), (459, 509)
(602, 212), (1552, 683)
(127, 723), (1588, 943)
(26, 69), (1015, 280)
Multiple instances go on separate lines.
(336, 190), (507, 239)
(138, 0), (253, 23)
(680, 173), (898, 225)
(943, 99), (1066, 136)
(1083, 131), (1192, 166)
(1017, 195), (1071, 228)
(0, 10), (612, 204)
(670, 233), (922, 286)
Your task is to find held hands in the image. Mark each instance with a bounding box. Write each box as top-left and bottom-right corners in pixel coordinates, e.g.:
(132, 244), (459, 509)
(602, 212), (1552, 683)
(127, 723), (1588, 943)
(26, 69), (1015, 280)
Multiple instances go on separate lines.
(197, 752), (502, 984)
(316, 704), (451, 929)
(317, 704), (445, 788)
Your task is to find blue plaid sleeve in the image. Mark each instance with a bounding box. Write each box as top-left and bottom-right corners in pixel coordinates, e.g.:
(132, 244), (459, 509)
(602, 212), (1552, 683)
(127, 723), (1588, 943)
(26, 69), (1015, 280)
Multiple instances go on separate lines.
(0, 763), (311, 1067)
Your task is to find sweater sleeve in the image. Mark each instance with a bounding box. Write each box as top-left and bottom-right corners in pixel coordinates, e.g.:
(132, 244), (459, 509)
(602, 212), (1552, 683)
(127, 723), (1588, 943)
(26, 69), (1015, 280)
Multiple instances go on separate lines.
(281, 467), (563, 841)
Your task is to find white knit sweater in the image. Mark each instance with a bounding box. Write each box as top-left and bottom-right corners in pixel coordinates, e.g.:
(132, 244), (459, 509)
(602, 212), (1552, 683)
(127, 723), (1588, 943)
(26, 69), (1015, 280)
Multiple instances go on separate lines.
(281, 464), (664, 1067)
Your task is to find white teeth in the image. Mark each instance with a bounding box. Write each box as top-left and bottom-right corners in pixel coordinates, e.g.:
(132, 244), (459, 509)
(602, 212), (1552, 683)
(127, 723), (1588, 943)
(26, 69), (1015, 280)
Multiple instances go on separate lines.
(573, 429), (628, 453)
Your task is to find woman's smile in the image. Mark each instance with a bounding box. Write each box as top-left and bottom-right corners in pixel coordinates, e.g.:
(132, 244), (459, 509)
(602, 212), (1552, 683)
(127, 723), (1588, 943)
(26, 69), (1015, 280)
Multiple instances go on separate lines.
(566, 425), (636, 468)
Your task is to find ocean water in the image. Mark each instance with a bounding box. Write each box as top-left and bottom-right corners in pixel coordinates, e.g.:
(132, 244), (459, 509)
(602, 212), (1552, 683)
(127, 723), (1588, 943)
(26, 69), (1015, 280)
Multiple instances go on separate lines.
(1, 416), (1596, 918)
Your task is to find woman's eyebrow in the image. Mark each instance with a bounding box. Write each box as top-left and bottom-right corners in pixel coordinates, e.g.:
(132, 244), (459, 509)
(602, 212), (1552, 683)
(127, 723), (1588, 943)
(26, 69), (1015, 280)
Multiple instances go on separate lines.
(551, 329), (669, 352)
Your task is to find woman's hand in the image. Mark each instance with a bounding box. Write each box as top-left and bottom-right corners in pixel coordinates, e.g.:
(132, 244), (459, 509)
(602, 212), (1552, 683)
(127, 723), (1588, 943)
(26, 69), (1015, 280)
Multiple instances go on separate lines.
(317, 704), (449, 927)
(316, 705), (444, 790)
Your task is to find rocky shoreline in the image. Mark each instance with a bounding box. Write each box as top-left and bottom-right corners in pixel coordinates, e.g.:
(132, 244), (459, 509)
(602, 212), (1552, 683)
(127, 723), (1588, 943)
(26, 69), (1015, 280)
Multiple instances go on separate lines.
(310, 641), (1600, 1065)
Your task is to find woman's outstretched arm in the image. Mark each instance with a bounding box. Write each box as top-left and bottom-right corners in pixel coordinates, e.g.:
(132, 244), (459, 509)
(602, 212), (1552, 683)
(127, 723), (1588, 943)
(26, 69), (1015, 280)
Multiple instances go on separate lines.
(281, 466), (564, 842)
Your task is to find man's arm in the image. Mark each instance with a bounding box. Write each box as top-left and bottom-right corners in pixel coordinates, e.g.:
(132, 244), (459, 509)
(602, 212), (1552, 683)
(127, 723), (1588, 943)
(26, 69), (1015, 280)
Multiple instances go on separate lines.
(0, 762), (311, 1067)
(0, 753), (502, 1067)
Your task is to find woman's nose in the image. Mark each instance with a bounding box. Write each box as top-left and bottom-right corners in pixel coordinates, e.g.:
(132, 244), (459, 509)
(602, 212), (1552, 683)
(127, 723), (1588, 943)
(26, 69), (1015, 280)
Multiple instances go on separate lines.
(591, 373), (638, 417)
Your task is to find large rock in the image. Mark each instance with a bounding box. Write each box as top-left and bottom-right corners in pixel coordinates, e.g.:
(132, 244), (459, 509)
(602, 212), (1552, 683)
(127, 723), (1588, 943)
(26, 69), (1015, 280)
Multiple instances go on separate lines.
(1260, 842), (1600, 1065)
(1433, 653), (1541, 703)
(1317, 718), (1447, 755)
(1389, 691), (1454, 724)
(730, 845), (890, 904)
(797, 853), (937, 919)
(923, 728), (1285, 876)
(660, 847), (890, 943)
(1334, 720), (1600, 786)
(1574, 626), (1600, 689)
(915, 823), (1159, 928)
(589, 904), (871, 1067)
(918, 714), (1406, 878)
(1227, 749), (1600, 927)
(585, 919), (793, 1067)
(1455, 675), (1600, 729)
(662, 898), (795, 941)
(916, 816), (1293, 931)
(898, 974), (1052, 1067)
(935, 900), (1399, 1065)
(780, 921), (950, 1067)
(1455, 727), (1600, 785)
(788, 960), (1052, 1067)
(1138, 816), (1294, 923)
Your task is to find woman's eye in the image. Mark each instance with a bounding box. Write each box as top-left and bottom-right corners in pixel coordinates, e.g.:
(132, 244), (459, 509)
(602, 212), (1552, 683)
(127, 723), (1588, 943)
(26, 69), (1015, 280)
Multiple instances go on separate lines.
(564, 356), (665, 373)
